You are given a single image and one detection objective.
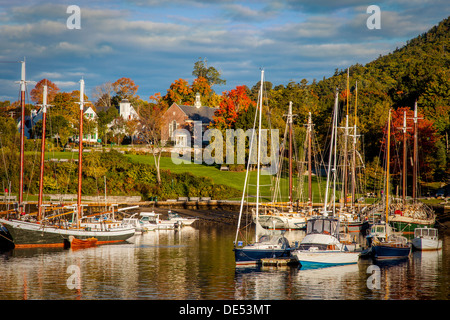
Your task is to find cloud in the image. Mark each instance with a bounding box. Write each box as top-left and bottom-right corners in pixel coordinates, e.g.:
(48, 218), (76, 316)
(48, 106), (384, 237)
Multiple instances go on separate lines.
(0, 1), (449, 102)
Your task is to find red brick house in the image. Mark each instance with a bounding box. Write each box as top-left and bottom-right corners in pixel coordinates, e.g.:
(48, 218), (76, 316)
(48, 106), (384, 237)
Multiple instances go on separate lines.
(161, 93), (218, 146)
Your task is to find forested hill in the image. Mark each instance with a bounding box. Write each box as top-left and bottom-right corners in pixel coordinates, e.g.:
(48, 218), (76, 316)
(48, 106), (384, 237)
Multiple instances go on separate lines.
(264, 15), (449, 182)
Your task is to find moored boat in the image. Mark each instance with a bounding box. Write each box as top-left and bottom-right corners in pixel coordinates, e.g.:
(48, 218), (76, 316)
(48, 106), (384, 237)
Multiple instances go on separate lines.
(167, 210), (197, 226)
(233, 70), (291, 266)
(411, 227), (442, 251)
(65, 235), (98, 249)
(291, 216), (360, 268)
(234, 234), (291, 266)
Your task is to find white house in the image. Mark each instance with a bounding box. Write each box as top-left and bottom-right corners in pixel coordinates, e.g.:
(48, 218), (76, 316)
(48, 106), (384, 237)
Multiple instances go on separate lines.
(118, 99), (139, 120)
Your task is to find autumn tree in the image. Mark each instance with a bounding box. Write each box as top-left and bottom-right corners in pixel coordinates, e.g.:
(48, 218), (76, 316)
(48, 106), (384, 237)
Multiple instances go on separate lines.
(30, 79), (60, 104)
(111, 77), (139, 106)
(212, 85), (256, 130)
(161, 78), (192, 109)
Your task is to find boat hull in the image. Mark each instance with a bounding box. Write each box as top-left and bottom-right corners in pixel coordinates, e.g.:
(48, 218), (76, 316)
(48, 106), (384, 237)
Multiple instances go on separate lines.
(234, 248), (290, 266)
(0, 219), (135, 248)
(411, 238), (442, 251)
(371, 244), (411, 260)
(292, 250), (359, 269)
(389, 220), (435, 234)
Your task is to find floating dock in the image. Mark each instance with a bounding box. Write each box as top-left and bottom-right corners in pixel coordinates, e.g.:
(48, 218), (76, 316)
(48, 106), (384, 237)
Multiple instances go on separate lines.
(260, 257), (299, 267)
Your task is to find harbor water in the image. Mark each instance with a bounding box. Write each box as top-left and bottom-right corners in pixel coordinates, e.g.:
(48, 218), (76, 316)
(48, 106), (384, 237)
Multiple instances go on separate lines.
(1, 212), (449, 303)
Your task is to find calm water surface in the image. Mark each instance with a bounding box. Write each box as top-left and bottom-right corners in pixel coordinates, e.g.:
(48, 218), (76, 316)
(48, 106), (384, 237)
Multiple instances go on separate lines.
(1, 221), (449, 300)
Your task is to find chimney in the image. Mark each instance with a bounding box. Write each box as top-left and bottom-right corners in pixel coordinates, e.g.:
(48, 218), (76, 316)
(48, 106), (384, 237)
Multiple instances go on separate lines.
(194, 92), (201, 109)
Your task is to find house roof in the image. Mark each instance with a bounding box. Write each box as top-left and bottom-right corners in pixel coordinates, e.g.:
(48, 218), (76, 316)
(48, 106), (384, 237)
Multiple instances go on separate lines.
(176, 104), (218, 123)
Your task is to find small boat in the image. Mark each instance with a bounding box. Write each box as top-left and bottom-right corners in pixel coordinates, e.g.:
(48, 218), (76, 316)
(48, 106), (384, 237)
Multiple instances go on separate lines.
(139, 211), (180, 230)
(122, 214), (157, 233)
(65, 235), (97, 249)
(291, 216), (360, 269)
(411, 227), (442, 251)
(167, 210), (197, 226)
(234, 234), (291, 266)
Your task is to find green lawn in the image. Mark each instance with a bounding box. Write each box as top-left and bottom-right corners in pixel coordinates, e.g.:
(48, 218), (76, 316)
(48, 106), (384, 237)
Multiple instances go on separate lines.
(126, 154), (327, 203)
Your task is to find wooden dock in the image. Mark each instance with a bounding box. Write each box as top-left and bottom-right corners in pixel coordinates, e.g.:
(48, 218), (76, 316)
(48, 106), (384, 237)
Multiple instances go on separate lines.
(260, 257), (299, 267)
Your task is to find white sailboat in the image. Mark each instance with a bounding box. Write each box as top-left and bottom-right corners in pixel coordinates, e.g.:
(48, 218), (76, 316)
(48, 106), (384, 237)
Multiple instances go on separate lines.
(233, 70), (291, 266)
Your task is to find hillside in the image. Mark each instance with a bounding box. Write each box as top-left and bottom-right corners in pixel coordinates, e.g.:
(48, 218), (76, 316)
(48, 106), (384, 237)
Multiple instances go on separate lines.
(263, 16), (450, 184)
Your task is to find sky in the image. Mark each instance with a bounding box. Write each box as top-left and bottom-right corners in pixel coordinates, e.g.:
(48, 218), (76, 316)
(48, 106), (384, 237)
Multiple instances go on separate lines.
(0, 0), (449, 103)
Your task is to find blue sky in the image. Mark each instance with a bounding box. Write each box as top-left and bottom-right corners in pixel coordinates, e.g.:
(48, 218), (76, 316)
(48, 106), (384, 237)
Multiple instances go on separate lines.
(0, 0), (449, 103)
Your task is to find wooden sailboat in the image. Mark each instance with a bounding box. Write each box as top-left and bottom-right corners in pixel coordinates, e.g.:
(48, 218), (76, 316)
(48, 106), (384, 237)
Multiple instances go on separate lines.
(0, 65), (135, 248)
(361, 109), (411, 260)
(233, 70), (291, 266)
(388, 102), (436, 233)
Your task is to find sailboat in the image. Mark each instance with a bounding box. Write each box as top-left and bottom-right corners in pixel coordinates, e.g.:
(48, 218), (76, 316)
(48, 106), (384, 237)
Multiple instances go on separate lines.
(387, 102), (436, 234)
(0, 62), (135, 248)
(233, 70), (291, 266)
(360, 109), (411, 260)
(291, 88), (360, 268)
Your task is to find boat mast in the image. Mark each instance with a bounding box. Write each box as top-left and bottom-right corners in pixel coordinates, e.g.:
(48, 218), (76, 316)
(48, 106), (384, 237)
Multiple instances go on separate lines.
(412, 101), (421, 202)
(255, 70), (264, 221)
(351, 81), (358, 210)
(37, 84), (50, 221)
(288, 101), (293, 208)
(76, 78), (86, 228)
(343, 68), (349, 209)
(385, 109), (391, 223)
(18, 59), (26, 215)
(307, 112), (313, 214)
(402, 111), (408, 205)
(324, 88), (339, 215)
(234, 73), (260, 245)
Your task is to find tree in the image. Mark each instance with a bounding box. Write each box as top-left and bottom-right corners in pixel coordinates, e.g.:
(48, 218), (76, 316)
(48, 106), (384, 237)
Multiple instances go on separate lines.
(192, 57), (226, 86)
(212, 85), (256, 130)
(30, 79), (60, 104)
(97, 106), (119, 145)
(138, 101), (165, 184)
(112, 77), (139, 105)
(93, 81), (114, 109)
(161, 78), (192, 109)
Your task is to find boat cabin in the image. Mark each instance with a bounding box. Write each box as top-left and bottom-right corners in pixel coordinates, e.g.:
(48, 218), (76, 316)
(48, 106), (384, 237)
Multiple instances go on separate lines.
(414, 227), (438, 240)
(306, 216), (340, 237)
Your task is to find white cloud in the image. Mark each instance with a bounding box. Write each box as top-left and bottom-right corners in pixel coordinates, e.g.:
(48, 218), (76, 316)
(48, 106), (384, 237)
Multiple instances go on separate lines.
(0, 1), (448, 102)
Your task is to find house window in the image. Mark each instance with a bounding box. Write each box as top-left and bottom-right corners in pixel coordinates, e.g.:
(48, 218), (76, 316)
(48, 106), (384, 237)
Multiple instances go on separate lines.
(175, 134), (187, 147)
(169, 120), (177, 138)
